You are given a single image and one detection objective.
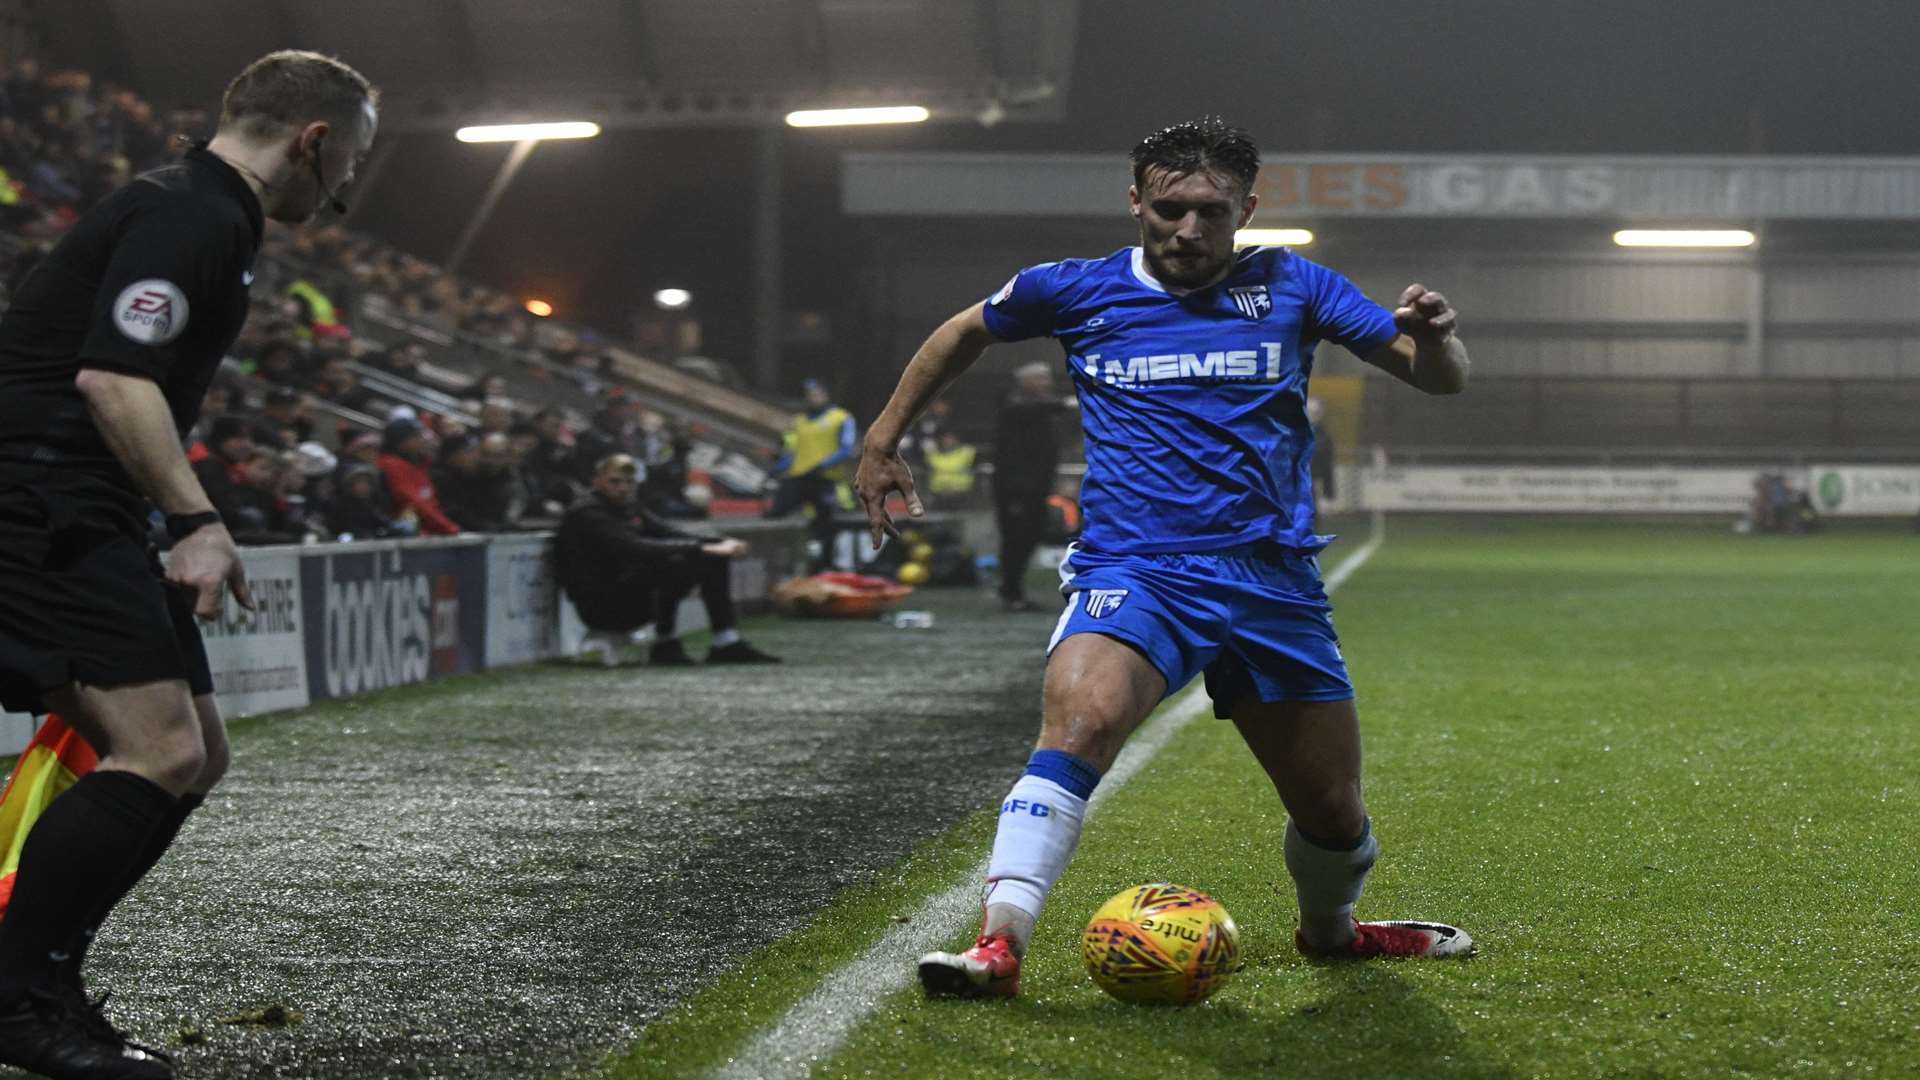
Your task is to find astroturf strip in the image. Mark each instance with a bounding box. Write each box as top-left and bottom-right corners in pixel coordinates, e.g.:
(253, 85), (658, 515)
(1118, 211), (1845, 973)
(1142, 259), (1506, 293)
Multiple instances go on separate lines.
(712, 518), (1385, 1080)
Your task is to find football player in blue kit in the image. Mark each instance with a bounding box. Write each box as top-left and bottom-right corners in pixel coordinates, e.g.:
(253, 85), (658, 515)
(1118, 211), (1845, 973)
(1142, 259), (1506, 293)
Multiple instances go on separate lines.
(853, 118), (1475, 998)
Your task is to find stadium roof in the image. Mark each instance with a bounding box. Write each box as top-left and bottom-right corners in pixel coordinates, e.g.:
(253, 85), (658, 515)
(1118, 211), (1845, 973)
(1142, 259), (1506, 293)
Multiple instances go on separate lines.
(35, 0), (1079, 132)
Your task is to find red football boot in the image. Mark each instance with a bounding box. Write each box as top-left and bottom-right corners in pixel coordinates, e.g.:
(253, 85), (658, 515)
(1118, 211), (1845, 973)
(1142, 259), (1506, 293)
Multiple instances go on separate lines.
(917, 934), (1022, 997)
(1296, 920), (1475, 959)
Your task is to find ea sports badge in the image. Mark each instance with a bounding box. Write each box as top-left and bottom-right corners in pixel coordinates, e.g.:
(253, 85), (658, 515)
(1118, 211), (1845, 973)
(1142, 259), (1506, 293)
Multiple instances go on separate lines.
(113, 278), (189, 345)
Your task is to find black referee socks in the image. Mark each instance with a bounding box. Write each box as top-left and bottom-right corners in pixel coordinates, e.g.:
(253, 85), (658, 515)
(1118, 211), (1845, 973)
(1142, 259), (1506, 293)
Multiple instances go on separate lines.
(63, 791), (206, 985)
(0, 769), (175, 994)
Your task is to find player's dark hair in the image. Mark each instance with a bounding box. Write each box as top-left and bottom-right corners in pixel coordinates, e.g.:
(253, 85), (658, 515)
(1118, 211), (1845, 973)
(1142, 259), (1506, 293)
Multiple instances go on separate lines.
(219, 50), (378, 141)
(1129, 117), (1260, 196)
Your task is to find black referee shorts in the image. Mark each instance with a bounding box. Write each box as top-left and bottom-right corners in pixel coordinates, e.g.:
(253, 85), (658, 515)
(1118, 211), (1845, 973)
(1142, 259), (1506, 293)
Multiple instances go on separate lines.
(0, 467), (213, 715)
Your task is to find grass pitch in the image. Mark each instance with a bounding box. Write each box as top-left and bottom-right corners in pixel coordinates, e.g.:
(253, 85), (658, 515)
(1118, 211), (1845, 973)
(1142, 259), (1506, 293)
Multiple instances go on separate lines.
(79, 581), (1051, 1080)
(623, 520), (1920, 1079)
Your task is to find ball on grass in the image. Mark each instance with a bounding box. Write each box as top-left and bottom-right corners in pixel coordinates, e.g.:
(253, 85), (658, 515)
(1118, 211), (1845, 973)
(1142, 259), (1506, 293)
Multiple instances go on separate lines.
(1082, 883), (1239, 1006)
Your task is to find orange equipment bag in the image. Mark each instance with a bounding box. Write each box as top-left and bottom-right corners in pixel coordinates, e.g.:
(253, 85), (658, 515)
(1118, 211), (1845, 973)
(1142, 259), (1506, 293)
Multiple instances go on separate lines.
(770, 572), (914, 618)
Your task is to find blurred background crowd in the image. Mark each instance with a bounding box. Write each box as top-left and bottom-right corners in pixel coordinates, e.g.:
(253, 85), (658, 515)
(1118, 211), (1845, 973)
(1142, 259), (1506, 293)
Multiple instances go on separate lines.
(0, 57), (1002, 547)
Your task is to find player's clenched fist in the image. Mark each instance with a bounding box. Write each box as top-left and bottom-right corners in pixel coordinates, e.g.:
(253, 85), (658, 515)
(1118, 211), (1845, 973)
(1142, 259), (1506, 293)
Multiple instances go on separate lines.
(1393, 283), (1457, 343)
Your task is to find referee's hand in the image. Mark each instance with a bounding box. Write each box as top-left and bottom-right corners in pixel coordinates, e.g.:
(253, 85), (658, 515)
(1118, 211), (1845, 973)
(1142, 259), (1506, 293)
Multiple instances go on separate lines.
(169, 523), (255, 620)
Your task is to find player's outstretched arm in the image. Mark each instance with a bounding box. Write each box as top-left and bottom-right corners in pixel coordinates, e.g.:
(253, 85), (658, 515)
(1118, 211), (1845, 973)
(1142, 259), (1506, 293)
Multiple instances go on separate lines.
(855, 302), (998, 547)
(1363, 284), (1470, 395)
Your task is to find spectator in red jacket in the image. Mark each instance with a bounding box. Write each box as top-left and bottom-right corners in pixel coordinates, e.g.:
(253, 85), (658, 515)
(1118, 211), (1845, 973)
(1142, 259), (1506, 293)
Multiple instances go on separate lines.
(190, 416), (255, 527)
(378, 418), (461, 535)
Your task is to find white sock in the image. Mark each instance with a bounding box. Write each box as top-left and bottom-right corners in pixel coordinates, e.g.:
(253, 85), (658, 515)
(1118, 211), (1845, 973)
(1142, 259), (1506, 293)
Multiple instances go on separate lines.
(983, 775), (1087, 947)
(981, 903), (1036, 955)
(711, 628), (741, 647)
(1284, 818), (1377, 949)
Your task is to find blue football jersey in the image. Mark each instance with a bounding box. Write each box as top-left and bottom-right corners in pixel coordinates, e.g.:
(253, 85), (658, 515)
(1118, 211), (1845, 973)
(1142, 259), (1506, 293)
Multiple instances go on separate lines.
(979, 245), (1398, 554)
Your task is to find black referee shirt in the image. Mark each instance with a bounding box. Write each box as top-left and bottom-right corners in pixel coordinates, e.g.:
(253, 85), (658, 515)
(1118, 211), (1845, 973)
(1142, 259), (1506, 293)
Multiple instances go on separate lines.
(0, 147), (263, 492)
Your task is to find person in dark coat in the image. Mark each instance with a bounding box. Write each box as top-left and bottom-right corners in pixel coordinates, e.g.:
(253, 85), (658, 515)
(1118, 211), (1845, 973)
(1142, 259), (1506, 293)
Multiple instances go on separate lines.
(190, 415), (254, 525)
(571, 392), (637, 484)
(524, 407), (581, 514)
(433, 433), (513, 533)
(327, 464), (400, 539)
(1306, 395), (1336, 526)
(555, 453), (779, 666)
(992, 363), (1075, 611)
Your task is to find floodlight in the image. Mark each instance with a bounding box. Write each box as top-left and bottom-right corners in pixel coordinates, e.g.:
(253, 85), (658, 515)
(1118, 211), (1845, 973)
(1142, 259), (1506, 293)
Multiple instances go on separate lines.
(1235, 228), (1315, 248)
(456, 122), (601, 143)
(784, 106), (930, 128)
(1612, 229), (1756, 248)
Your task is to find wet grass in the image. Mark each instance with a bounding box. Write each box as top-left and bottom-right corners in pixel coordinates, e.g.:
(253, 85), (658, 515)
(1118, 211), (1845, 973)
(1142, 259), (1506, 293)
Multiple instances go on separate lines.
(630, 521), (1920, 1079)
(602, 798), (1004, 1080)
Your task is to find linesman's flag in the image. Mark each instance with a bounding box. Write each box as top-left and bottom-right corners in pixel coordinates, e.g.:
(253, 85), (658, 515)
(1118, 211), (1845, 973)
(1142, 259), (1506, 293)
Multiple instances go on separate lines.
(0, 715), (98, 918)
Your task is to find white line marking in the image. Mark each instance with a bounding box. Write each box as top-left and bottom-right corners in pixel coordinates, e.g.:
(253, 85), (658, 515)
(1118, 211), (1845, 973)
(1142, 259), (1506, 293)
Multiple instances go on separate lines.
(1323, 509), (1385, 594)
(713, 519), (1386, 1080)
(714, 691), (1210, 1080)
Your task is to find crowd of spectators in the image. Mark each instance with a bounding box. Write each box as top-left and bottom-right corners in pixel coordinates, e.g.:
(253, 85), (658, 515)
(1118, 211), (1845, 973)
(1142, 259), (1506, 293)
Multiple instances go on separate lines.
(0, 56), (717, 546)
(180, 336), (711, 544)
(0, 59), (194, 243)
(267, 224), (640, 401)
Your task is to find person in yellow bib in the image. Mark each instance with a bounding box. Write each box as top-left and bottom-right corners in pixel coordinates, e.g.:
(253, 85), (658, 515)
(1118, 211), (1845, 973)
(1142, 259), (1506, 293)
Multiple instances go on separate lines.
(924, 431), (977, 500)
(284, 276), (348, 340)
(767, 378), (858, 570)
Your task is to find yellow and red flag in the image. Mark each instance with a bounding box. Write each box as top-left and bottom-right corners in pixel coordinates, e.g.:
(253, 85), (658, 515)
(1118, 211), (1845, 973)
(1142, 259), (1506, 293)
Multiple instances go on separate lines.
(0, 715), (97, 918)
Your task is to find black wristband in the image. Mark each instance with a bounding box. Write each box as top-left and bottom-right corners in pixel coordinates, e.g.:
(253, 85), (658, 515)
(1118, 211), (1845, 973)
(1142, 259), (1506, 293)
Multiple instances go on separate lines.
(165, 510), (223, 543)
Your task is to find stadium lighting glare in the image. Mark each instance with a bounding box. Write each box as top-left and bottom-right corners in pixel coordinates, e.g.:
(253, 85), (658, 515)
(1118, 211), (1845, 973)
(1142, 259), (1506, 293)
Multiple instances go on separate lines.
(1612, 229), (1756, 248)
(1235, 227), (1315, 248)
(455, 122), (601, 143)
(653, 288), (693, 311)
(784, 106), (930, 128)
(524, 299), (553, 318)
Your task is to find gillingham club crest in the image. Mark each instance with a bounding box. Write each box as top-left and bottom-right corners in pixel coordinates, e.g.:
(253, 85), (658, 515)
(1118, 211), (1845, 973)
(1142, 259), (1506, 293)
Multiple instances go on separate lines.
(1084, 589), (1129, 618)
(1227, 284), (1271, 320)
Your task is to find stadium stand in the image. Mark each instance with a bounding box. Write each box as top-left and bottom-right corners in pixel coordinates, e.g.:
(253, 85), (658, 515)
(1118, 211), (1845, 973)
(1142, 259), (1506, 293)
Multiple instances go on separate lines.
(0, 57), (794, 544)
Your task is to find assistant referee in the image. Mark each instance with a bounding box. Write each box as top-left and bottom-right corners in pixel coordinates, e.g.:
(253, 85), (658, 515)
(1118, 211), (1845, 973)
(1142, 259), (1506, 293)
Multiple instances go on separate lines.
(0, 51), (376, 1079)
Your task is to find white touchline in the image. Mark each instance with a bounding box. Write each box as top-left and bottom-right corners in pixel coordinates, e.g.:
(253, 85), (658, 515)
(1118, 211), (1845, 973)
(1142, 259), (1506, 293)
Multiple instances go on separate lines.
(713, 515), (1386, 1080)
(1322, 509), (1385, 594)
(712, 690), (1211, 1080)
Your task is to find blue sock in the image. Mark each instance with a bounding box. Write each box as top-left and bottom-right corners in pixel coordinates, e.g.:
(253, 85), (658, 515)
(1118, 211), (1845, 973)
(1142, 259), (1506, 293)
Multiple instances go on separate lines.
(1023, 749), (1101, 800)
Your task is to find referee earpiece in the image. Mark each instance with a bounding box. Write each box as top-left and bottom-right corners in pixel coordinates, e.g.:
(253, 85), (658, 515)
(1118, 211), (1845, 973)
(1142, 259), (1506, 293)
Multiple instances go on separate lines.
(309, 132), (348, 215)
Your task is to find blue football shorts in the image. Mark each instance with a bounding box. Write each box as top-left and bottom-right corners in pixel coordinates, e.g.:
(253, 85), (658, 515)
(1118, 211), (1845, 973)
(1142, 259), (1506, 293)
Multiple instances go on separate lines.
(1045, 542), (1353, 718)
